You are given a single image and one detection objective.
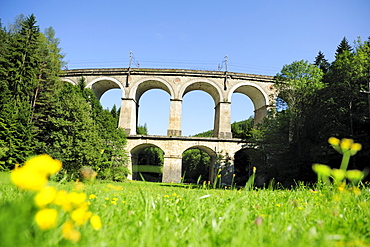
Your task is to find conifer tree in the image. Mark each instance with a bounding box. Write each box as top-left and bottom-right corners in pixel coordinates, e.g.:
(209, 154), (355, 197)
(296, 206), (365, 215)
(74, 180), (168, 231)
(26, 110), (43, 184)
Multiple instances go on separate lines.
(314, 51), (330, 73)
(335, 37), (353, 57)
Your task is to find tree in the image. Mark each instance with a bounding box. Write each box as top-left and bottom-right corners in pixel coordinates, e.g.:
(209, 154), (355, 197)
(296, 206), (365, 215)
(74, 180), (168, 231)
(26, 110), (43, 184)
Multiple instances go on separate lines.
(37, 82), (103, 174)
(321, 37), (370, 170)
(250, 61), (326, 184)
(275, 60), (325, 145)
(314, 51), (330, 73)
(182, 149), (210, 183)
(335, 37), (352, 57)
(0, 14), (43, 167)
(137, 124), (148, 135)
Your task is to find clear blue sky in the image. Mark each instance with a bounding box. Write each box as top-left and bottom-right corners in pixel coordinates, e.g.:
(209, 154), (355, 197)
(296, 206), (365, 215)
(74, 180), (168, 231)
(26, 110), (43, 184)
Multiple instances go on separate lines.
(2, 0), (369, 136)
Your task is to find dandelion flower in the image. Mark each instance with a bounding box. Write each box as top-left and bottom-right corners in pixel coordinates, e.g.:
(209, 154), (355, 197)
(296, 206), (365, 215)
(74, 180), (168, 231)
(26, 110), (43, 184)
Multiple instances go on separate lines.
(67, 192), (87, 207)
(11, 167), (48, 191)
(90, 214), (102, 230)
(35, 186), (57, 207)
(25, 154), (62, 176)
(62, 221), (81, 243)
(88, 194), (97, 200)
(35, 208), (58, 230)
(71, 206), (92, 226)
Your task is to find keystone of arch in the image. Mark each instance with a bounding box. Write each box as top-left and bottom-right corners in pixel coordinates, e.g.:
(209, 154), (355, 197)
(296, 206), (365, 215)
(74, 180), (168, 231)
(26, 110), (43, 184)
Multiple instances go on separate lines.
(128, 77), (175, 101)
(227, 82), (270, 110)
(178, 79), (223, 104)
(86, 77), (125, 100)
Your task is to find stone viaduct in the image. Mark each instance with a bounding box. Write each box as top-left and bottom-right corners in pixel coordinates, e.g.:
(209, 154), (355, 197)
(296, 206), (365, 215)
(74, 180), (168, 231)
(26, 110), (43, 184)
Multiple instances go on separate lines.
(61, 68), (276, 183)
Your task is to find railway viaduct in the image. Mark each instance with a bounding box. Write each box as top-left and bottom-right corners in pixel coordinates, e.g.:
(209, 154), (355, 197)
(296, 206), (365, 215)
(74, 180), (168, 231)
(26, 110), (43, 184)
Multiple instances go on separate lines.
(61, 68), (276, 183)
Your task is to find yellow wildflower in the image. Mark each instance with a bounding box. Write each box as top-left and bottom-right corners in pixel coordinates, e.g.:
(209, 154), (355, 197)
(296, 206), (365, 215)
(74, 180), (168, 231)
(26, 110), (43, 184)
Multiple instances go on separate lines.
(90, 214), (102, 231)
(25, 154), (62, 176)
(34, 186), (57, 207)
(351, 186), (361, 196)
(71, 205), (92, 226)
(54, 190), (72, 211)
(35, 208), (58, 230)
(62, 221), (81, 243)
(312, 164), (331, 176)
(67, 192), (87, 207)
(253, 167), (257, 173)
(346, 170), (364, 184)
(329, 137), (362, 156)
(89, 194), (97, 199)
(331, 169), (346, 184)
(328, 137), (340, 145)
(11, 167), (47, 191)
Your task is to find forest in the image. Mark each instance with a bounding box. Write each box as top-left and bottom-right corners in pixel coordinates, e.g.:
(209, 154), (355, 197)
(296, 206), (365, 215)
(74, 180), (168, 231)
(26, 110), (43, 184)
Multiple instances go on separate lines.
(1, 14), (369, 185)
(0, 14), (128, 181)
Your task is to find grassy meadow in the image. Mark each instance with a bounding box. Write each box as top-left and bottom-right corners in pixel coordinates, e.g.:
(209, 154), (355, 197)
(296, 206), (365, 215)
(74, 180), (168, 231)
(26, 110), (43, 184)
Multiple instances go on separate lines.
(0, 171), (369, 247)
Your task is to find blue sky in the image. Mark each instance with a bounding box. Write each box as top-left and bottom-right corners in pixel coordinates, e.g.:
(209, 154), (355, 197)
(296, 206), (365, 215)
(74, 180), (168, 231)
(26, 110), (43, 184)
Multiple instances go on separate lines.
(1, 0), (369, 136)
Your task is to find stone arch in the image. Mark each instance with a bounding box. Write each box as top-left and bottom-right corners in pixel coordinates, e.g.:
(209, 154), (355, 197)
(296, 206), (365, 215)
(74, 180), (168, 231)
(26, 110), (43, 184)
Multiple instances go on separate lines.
(181, 144), (215, 157)
(179, 79), (223, 104)
(129, 77), (175, 101)
(86, 77), (125, 100)
(128, 143), (166, 181)
(60, 78), (77, 85)
(129, 143), (166, 156)
(228, 82), (270, 125)
(228, 82), (269, 109)
(181, 145), (216, 182)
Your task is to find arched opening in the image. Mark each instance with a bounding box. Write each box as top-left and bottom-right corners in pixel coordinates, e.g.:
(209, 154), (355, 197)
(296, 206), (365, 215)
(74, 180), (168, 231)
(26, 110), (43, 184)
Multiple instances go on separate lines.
(137, 89), (170, 135)
(182, 91), (214, 136)
(233, 149), (253, 186)
(100, 88), (122, 110)
(229, 83), (269, 127)
(231, 93), (254, 139)
(181, 146), (213, 183)
(131, 144), (164, 182)
(88, 77), (123, 100)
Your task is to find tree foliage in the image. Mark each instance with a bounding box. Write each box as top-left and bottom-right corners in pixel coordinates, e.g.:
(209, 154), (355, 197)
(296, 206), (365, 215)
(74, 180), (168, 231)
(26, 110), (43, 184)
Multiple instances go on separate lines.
(182, 149), (210, 183)
(252, 37), (370, 185)
(0, 15), (128, 181)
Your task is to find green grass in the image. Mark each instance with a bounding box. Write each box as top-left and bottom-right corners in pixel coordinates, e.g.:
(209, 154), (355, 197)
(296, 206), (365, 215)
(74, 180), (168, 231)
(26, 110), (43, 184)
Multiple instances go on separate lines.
(0, 172), (369, 247)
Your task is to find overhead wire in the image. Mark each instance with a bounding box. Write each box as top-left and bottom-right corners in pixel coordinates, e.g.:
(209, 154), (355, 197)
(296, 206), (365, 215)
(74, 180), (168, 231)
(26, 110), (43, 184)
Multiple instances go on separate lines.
(66, 56), (280, 75)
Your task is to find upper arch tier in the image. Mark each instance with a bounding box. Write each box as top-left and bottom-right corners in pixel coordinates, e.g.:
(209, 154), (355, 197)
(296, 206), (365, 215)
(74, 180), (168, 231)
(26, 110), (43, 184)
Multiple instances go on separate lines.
(60, 68), (277, 136)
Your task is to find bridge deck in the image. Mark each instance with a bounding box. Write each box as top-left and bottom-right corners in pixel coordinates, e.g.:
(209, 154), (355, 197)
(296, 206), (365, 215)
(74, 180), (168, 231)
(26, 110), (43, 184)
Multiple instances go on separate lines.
(61, 68), (274, 83)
